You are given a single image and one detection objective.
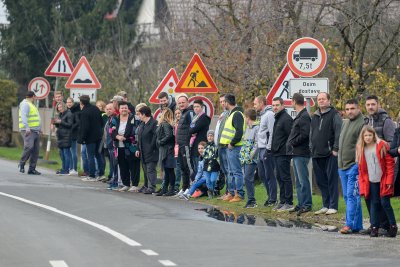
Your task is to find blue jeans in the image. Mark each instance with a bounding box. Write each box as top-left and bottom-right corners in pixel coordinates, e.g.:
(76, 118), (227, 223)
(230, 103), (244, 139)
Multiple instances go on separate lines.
(218, 146), (229, 194)
(174, 159), (182, 189)
(86, 141), (105, 177)
(339, 163), (363, 231)
(258, 148), (277, 203)
(369, 182), (396, 227)
(227, 146), (245, 198)
(60, 148), (71, 173)
(243, 163), (257, 203)
(204, 171), (218, 191)
(81, 144), (89, 173)
(69, 140), (78, 171)
(189, 177), (206, 195)
(293, 156), (312, 209)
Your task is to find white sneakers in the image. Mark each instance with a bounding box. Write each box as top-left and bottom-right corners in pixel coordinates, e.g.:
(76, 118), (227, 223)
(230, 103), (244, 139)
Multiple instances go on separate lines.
(128, 186), (139, 192)
(118, 186), (130, 192)
(314, 207), (337, 215)
(69, 170), (78, 176)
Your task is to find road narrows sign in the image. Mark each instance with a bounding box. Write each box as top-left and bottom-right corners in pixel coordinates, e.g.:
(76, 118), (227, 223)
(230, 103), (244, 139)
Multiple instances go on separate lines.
(28, 77), (51, 100)
(65, 56), (101, 89)
(149, 68), (179, 104)
(287, 37), (327, 77)
(175, 53), (218, 93)
(44, 47), (74, 77)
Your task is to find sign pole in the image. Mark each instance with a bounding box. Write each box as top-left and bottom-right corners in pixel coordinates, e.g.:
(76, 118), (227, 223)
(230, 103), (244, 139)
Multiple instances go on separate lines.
(44, 77), (60, 161)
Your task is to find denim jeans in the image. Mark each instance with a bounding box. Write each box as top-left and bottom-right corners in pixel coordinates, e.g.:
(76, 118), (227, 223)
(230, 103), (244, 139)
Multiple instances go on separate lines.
(107, 148), (118, 187)
(258, 148), (277, 203)
(69, 140), (78, 171)
(218, 146), (229, 194)
(189, 177), (206, 195)
(312, 155), (339, 209)
(86, 141), (105, 178)
(243, 163), (257, 203)
(227, 146), (245, 199)
(174, 159), (182, 189)
(339, 163), (363, 231)
(60, 148), (71, 173)
(81, 144), (89, 173)
(292, 156), (312, 209)
(204, 171), (218, 191)
(274, 155), (293, 205)
(369, 182), (397, 227)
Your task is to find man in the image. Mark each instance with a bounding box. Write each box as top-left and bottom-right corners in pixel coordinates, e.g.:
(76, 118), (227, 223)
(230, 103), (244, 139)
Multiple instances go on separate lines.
(215, 94), (230, 199)
(176, 94), (195, 196)
(54, 91), (64, 104)
(117, 90), (135, 113)
(103, 103), (118, 189)
(253, 95), (277, 207)
(338, 99), (365, 234)
(219, 94), (245, 202)
(136, 106), (159, 194)
(310, 92), (342, 215)
(271, 97), (293, 212)
(18, 91), (41, 175)
(287, 93), (312, 216)
(362, 95), (395, 235)
(158, 91), (176, 112)
(77, 95), (105, 181)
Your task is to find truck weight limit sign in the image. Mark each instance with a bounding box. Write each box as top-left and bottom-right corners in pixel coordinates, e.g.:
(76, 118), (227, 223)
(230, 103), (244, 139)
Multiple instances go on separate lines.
(287, 37), (327, 77)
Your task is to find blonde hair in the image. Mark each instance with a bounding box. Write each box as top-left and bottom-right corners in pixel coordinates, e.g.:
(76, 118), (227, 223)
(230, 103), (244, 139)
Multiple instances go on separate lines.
(356, 125), (386, 162)
(56, 102), (67, 112)
(96, 100), (106, 111)
(159, 108), (174, 126)
(135, 103), (147, 112)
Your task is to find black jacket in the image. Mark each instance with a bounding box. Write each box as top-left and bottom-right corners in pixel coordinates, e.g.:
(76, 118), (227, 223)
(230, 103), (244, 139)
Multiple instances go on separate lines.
(77, 103), (103, 144)
(189, 113), (210, 156)
(111, 113), (139, 157)
(137, 117), (159, 163)
(69, 103), (81, 141)
(310, 106), (342, 158)
(271, 109), (293, 156)
(55, 109), (73, 149)
(287, 108), (311, 156)
(156, 121), (175, 163)
(389, 128), (400, 196)
(229, 106), (245, 146)
(176, 106), (194, 146)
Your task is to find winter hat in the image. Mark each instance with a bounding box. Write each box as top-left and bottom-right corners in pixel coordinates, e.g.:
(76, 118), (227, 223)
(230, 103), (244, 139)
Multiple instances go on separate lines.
(207, 130), (215, 136)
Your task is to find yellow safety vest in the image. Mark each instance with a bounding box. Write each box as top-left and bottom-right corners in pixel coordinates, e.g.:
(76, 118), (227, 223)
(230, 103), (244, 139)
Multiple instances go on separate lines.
(19, 100), (40, 129)
(219, 110), (246, 146)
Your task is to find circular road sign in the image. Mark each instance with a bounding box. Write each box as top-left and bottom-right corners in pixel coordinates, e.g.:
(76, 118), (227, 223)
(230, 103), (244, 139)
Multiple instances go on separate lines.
(287, 37), (327, 77)
(28, 77), (51, 100)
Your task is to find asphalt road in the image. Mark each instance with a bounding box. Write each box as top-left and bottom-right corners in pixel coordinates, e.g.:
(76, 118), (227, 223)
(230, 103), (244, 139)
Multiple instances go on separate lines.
(1, 158), (400, 267)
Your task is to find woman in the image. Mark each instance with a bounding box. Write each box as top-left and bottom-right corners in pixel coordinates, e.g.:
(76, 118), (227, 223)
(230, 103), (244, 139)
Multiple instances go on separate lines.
(174, 109), (182, 192)
(54, 102), (73, 175)
(66, 97), (79, 175)
(110, 101), (139, 192)
(189, 99), (210, 173)
(155, 108), (176, 196)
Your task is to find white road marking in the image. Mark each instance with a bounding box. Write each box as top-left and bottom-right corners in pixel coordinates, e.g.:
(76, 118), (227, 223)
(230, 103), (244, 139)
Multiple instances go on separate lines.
(0, 191), (141, 247)
(141, 249), (159, 256)
(49, 260), (69, 267)
(159, 260), (177, 266)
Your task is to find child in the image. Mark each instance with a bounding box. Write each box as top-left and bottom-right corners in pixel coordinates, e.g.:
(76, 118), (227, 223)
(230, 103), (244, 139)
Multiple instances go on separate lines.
(357, 126), (397, 237)
(240, 109), (259, 208)
(181, 141), (207, 200)
(203, 130), (220, 199)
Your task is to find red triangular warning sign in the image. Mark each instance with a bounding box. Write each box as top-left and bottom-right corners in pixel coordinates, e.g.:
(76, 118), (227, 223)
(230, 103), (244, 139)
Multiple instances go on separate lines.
(65, 56), (101, 89)
(44, 47), (74, 77)
(149, 69), (179, 104)
(175, 53), (218, 93)
(266, 64), (315, 107)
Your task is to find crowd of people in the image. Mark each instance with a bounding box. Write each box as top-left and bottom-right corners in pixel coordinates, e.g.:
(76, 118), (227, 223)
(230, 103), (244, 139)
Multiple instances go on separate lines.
(18, 89), (400, 238)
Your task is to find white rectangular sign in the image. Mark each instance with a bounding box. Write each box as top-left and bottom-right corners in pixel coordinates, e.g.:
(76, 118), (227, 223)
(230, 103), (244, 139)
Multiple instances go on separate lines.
(289, 78), (329, 98)
(70, 88), (97, 103)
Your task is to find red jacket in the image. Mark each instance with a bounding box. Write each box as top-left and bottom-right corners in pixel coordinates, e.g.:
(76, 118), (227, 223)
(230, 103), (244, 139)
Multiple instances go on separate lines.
(358, 141), (395, 199)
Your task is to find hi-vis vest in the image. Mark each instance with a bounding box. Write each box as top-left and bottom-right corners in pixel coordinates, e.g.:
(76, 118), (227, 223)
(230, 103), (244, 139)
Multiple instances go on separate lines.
(219, 110), (245, 146)
(19, 100), (40, 129)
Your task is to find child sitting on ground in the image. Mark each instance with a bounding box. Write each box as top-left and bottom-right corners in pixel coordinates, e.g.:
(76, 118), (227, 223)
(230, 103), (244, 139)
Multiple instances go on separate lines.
(181, 141), (207, 200)
(202, 130), (220, 199)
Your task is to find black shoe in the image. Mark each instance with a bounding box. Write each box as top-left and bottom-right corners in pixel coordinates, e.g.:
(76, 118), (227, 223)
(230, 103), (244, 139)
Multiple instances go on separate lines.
(155, 190), (166, 196)
(297, 206), (312, 216)
(244, 202), (258, 208)
(28, 169), (41, 175)
(143, 188), (154, 194)
(264, 200), (276, 207)
(18, 164), (25, 173)
(388, 225), (398, 237)
(289, 205), (301, 213)
(359, 227), (372, 235)
(370, 227), (379, 237)
(138, 186), (147, 193)
(164, 191), (175, 197)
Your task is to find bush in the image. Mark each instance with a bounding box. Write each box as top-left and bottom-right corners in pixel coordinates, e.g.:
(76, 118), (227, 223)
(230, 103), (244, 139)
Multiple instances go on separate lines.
(0, 79), (18, 146)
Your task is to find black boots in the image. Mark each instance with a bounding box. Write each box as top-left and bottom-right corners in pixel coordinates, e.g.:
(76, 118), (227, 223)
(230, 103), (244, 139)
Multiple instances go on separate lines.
(18, 163), (25, 173)
(370, 227), (379, 237)
(388, 225), (398, 238)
